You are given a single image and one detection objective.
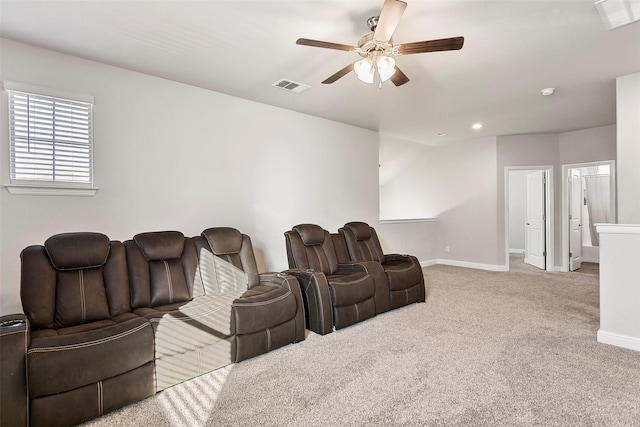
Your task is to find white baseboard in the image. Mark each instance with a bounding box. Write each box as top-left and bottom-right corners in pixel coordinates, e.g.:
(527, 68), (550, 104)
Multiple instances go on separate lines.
(597, 330), (640, 352)
(422, 258), (559, 273)
(420, 259), (438, 267)
(509, 249), (525, 254)
(428, 259), (508, 272)
(582, 257), (600, 264)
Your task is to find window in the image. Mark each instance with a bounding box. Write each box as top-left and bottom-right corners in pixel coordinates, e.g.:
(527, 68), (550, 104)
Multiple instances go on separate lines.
(4, 81), (96, 195)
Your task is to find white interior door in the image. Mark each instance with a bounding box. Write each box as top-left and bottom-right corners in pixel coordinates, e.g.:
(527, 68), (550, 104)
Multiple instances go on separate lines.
(569, 169), (583, 271)
(525, 171), (546, 270)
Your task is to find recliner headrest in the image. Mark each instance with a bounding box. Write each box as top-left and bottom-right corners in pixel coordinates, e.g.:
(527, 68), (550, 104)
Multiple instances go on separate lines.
(133, 231), (185, 261)
(44, 232), (110, 270)
(293, 224), (326, 246)
(344, 222), (373, 241)
(201, 227), (243, 255)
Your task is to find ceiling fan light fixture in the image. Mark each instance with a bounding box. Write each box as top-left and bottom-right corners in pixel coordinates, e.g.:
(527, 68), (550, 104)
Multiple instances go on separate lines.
(376, 55), (397, 82)
(354, 58), (375, 83)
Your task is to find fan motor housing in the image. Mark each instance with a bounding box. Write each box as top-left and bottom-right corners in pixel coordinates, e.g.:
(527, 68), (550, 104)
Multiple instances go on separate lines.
(357, 33), (393, 57)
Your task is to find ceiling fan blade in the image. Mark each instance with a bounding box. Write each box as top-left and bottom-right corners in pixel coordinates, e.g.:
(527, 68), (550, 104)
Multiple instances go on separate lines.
(296, 38), (356, 52)
(373, 0), (408, 43)
(322, 63), (355, 84)
(397, 36), (465, 55)
(390, 67), (409, 86)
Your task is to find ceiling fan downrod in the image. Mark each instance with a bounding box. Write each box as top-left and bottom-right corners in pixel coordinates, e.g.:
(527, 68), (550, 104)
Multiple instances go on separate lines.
(367, 16), (380, 32)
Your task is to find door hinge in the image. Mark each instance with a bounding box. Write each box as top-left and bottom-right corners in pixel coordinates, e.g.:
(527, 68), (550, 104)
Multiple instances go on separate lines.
(543, 251), (547, 257)
(569, 252), (572, 258)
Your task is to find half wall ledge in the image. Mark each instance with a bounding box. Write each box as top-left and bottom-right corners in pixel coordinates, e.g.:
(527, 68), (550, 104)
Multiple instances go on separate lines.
(596, 223), (640, 352)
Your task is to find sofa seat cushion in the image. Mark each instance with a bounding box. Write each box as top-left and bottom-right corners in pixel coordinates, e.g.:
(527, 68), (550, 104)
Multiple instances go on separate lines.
(135, 295), (242, 392)
(136, 294), (240, 356)
(382, 259), (424, 291)
(326, 272), (375, 307)
(27, 316), (154, 398)
(233, 284), (298, 335)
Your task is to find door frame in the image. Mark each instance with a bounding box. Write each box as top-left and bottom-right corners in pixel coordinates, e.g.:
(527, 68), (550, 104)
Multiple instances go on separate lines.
(560, 160), (616, 272)
(504, 166), (554, 272)
(569, 168), (583, 271)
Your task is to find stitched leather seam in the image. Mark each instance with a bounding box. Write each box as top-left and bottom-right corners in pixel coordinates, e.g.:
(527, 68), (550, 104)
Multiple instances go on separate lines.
(312, 246), (325, 272)
(0, 329), (27, 337)
(163, 261), (174, 304)
(232, 290), (291, 307)
(97, 381), (104, 416)
(330, 275), (369, 286)
(28, 323), (149, 353)
(223, 254), (238, 289)
(79, 271), (86, 323)
(387, 265), (415, 273)
(365, 240), (375, 261)
(148, 302), (237, 322)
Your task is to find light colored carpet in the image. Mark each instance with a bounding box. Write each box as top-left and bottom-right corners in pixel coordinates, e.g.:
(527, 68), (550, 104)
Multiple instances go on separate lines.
(84, 263), (640, 426)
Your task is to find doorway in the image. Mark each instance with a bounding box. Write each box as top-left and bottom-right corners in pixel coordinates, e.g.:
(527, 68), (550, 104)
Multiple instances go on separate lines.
(561, 161), (616, 272)
(505, 166), (553, 272)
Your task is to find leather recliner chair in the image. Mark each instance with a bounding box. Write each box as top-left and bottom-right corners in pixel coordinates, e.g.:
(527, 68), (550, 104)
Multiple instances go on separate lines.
(200, 227), (306, 362)
(16, 233), (156, 427)
(339, 221), (425, 310)
(284, 224), (388, 334)
(124, 229), (305, 391)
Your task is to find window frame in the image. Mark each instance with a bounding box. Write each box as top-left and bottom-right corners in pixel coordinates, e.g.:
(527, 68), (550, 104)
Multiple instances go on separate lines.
(4, 81), (97, 196)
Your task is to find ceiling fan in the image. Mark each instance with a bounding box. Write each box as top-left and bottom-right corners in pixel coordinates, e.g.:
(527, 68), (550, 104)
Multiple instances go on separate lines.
(296, 0), (464, 88)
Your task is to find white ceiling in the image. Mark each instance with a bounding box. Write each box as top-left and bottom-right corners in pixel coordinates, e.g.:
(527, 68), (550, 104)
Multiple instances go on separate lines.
(1, 0), (639, 146)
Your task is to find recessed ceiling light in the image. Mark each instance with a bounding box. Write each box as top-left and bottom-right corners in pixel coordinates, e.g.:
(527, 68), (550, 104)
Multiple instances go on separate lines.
(472, 123), (483, 130)
(541, 87), (555, 96)
(434, 132), (447, 137)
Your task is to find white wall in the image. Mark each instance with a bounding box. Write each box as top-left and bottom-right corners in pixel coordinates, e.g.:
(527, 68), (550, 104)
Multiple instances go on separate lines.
(381, 137), (500, 267)
(376, 220), (439, 264)
(0, 39), (380, 315)
(379, 135), (433, 220)
(497, 126), (616, 269)
(594, 72), (640, 352)
(380, 125), (616, 271)
(558, 125), (616, 166)
(616, 72), (640, 224)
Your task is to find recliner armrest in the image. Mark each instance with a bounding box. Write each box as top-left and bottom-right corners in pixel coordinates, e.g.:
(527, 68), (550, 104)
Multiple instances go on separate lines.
(1, 314), (29, 427)
(259, 271), (297, 287)
(337, 261), (389, 314)
(257, 272), (306, 343)
(283, 268), (333, 335)
(384, 254), (412, 263)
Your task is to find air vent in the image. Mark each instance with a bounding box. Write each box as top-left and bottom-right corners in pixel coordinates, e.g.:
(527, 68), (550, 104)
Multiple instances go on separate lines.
(272, 79), (311, 94)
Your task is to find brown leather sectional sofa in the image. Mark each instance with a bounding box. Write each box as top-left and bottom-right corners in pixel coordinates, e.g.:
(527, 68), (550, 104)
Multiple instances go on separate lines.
(0, 227), (305, 427)
(0, 222), (424, 427)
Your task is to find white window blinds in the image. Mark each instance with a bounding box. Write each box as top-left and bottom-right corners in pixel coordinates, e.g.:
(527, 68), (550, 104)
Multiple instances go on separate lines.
(7, 85), (94, 186)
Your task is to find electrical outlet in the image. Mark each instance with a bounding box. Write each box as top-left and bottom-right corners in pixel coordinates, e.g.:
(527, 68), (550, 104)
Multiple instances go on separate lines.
(445, 246), (450, 253)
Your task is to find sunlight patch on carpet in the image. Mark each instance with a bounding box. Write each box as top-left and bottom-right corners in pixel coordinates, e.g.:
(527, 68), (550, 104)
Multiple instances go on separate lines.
(156, 364), (233, 426)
